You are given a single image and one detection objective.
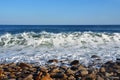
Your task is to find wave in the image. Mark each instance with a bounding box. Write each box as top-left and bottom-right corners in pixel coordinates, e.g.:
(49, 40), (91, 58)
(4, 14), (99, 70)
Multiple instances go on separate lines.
(0, 31), (120, 66)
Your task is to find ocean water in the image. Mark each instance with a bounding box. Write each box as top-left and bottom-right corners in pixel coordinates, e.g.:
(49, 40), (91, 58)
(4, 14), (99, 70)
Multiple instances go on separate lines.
(0, 25), (120, 66)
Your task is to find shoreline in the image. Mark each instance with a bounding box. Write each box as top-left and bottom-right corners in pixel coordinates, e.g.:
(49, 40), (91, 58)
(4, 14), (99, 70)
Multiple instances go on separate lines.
(0, 59), (120, 80)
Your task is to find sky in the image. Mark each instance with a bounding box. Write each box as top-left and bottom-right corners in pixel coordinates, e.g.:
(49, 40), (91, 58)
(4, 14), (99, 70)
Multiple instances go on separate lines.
(0, 0), (120, 25)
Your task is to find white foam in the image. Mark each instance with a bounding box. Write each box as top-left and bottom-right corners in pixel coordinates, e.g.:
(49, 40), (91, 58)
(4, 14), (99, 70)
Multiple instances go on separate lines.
(0, 31), (120, 66)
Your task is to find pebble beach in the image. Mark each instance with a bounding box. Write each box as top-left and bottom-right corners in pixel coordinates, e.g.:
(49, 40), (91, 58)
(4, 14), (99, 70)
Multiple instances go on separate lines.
(0, 56), (120, 80)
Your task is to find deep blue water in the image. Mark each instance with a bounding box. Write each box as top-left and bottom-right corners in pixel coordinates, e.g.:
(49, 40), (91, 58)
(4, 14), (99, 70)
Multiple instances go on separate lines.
(0, 25), (120, 34)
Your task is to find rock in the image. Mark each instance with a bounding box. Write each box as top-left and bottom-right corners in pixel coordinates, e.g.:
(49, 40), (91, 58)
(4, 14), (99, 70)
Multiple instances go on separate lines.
(66, 68), (75, 75)
(97, 75), (104, 80)
(19, 63), (32, 68)
(116, 58), (120, 64)
(100, 67), (106, 73)
(91, 55), (100, 59)
(9, 73), (16, 78)
(70, 60), (79, 66)
(40, 66), (48, 72)
(67, 75), (76, 80)
(78, 65), (86, 71)
(105, 72), (113, 77)
(88, 73), (96, 80)
(41, 73), (52, 80)
(36, 72), (42, 80)
(0, 69), (5, 80)
(70, 66), (78, 71)
(48, 59), (58, 63)
(9, 79), (16, 80)
(80, 70), (88, 76)
(76, 70), (88, 77)
(23, 74), (33, 80)
(60, 66), (68, 70)
(51, 68), (60, 73)
(51, 72), (64, 78)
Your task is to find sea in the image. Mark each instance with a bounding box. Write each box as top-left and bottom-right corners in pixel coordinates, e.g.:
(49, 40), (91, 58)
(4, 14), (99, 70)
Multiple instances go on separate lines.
(0, 25), (120, 66)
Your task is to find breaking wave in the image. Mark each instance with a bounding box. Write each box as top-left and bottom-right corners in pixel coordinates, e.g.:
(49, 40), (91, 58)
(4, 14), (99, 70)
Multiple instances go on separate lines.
(0, 31), (120, 66)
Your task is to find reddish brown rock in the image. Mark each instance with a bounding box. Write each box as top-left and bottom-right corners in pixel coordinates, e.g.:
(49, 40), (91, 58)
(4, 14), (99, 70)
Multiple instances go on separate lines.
(19, 63), (32, 68)
(41, 73), (52, 80)
(23, 74), (33, 80)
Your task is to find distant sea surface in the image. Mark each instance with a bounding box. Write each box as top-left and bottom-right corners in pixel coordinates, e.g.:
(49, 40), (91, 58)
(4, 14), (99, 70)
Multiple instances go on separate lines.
(0, 25), (120, 66)
(0, 25), (120, 34)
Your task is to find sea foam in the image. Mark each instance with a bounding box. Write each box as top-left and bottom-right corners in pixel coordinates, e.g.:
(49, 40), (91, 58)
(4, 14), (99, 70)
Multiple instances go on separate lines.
(0, 31), (120, 66)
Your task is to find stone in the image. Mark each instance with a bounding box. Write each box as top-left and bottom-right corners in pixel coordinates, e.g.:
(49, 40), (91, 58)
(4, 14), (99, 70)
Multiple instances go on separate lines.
(19, 63), (32, 68)
(66, 68), (75, 75)
(41, 73), (52, 80)
(105, 72), (113, 77)
(70, 66), (78, 71)
(91, 55), (100, 59)
(36, 72), (42, 80)
(60, 66), (68, 70)
(48, 59), (58, 63)
(40, 66), (48, 72)
(100, 67), (106, 73)
(116, 58), (120, 64)
(23, 74), (33, 80)
(70, 60), (79, 66)
(51, 68), (60, 73)
(78, 65), (86, 71)
(80, 70), (88, 76)
(67, 75), (76, 80)
(97, 75), (104, 80)
(51, 72), (64, 78)
(88, 73), (96, 80)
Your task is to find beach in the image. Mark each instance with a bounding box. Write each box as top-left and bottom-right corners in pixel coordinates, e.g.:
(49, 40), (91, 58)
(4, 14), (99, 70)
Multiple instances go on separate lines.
(0, 58), (120, 80)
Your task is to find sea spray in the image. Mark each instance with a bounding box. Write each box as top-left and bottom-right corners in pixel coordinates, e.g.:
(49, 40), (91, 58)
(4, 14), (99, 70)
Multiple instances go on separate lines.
(0, 31), (120, 66)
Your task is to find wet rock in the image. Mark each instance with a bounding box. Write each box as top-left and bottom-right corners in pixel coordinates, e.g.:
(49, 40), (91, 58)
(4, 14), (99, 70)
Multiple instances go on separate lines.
(36, 72), (42, 80)
(105, 72), (113, 77)
(23, 74), (33, 80)
(51, 68), (60, 73)
(70, 60), (79, 66)
(68, 75), (76, 80)
(91, 55), (100, 59)
(70, 66), (78, 71)
(97, 75), (104, 80)
(0, 69), (5, 80)
(100, 67), (106, 73)
(48, 59), (58, 63)
(116, 58), (120, 64)
(9, 72), (16, 78)
(19, 63), (32, 68)
(78, 65), (86, 71)
(60, 66), (68, 70)
(51, 72), (64, 78)
(76, 69), (88, 77)
(40, 66), (48, 73)
(41, 73), (52, 80)
(80, 70), (88, 76)
(66, 68), (75, 75)
(88, 73), (96, 80)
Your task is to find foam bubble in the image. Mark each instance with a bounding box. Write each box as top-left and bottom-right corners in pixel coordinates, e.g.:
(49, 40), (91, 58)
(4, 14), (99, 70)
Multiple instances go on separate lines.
(0, 31), (120, 66)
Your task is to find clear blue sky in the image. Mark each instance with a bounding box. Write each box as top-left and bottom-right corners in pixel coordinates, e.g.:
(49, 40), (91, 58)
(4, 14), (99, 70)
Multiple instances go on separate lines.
(0, 0), (120, 25)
